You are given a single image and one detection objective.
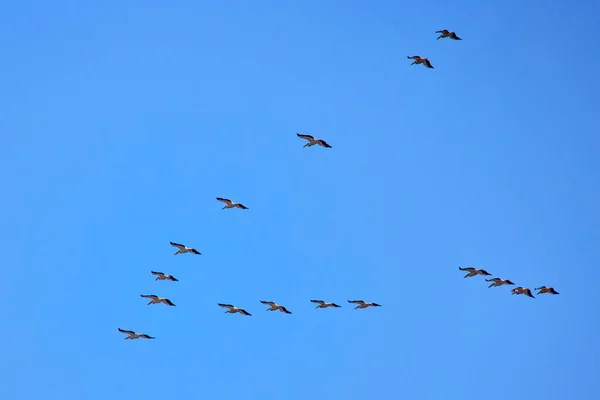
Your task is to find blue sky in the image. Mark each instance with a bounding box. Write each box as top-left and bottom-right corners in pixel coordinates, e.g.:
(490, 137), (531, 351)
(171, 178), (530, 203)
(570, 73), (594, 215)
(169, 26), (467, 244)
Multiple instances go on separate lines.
(1, 1), (599, 399)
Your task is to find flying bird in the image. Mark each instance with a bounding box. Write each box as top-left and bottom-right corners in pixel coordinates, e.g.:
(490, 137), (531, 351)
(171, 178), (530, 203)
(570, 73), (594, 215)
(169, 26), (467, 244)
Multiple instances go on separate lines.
(511, 287), (535, 298)
(407, 55), (434, 69)
(216, 197), (249, 210)
(151, 271), (179, 282)
(260, 301), (292, 314)
(118, 328), (155, 340)
(296, 133), (332, 148)
(485, 278), (515, 288)
(458, 267), (492, 278)
(535, 286), (560, 295)
(218, 303), (252, 316)
(436, 29), (462, 40)
(140, 294), (176, 306)
(347, 300), (382, 309)
(170, 241), (201, 255)
(310, 300), (341, 309)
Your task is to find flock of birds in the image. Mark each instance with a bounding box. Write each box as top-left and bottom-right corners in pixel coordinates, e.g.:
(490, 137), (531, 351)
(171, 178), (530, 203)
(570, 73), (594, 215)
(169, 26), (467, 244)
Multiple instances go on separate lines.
(117, 29), (560, 341)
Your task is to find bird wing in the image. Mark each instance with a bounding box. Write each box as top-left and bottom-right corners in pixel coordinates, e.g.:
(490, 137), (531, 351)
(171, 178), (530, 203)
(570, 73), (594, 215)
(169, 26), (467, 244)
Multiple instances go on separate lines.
(235, 203), (249, 209)
(218, 303), (234, 309)
(436, 29), (449, 34)
(506, 280), (515, 284)
(151, 271), (164, 276)
(140, 334), (155, 339)
(424, 59), (434, 68)
(348, 300), (365, 304)
(310, 300), (325, 304)
(317, 140), (332, 148)
(163, 299), (176, 306)
(280, 306), (292, 314)
(407, 55), (420, 59)
(331, 303), (341, 307)
(459, 267), (475, 272)
(141, 294), (158, 299)
(486, 278), (501, 282)
(297, 133), (314, 141)
(260, 301), (276, 305)
(118, 328), (135, 335)
(190, 248), (201, 254)
(239, 309), (252, 316)
(216, 197), (233, 205)
(478, 269), (491, 275)
(170, 241), (185, 249)
(168, 275), (179, 281)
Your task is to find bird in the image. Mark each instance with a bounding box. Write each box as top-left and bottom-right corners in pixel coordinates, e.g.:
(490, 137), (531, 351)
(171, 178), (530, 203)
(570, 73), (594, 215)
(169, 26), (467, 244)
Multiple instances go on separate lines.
(140, 294), (176, 306)
(347, 300), (382, 309)
(458, 267), (492, 278)
(151, 271), (178, 282)
(485, 277), (515, 288)
(310, 300), (341, 309)
(218, 303), (252, 316)
(296, 133), (332, 148)
(170, 241), (201, 255)
(216, 197), (249, 210)
(511, 287), (535, 298)
(535, 286), (560, 295)
(260, 301), (292, 314)
(407, 55), (434, 69)
(436, 29), (462, 40)
(118, 328), (155, 340)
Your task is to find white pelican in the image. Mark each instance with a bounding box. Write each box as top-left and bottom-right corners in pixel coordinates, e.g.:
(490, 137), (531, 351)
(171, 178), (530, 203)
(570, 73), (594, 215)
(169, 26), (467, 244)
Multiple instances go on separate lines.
(296, 133), (332, 148)
(535, 286), (560, 295)
(260, 300), (292, 314)
(151, 271), (179, 282)
(218, 303), (252, 316)
(485, 278), (515, 288)
(347, 300), (382, 309)
(458, 267), (492, 278)
(140, 294), (176, 306)
(310, 300), (341, 309)
(170, 241), (201, 255)
(511, 287), (535, 298)
(216, 197), (249, 210)
(407, 55), (434, 69)
(436, 30), (462, 40)
(118, 328), (155, 340)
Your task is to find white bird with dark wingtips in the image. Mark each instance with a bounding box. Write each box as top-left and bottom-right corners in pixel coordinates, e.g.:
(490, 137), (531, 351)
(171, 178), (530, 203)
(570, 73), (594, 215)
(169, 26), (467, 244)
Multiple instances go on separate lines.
(170, 241), (201, 255)
(216, 197), (249, 210)
(140, 294), (176, 306)
(260, 300), (292, 314)
(151, 271), (179, 282)
(118, 328), (155, 340)
(218, 303), (252, 316)
(347, 300), (382, 309)
(296, 133), (332, 148)
(310, 300), (341, 309)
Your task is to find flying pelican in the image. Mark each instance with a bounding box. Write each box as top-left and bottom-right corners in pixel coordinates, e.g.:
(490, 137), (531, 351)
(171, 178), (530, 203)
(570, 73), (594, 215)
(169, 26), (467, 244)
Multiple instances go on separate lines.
(407, 55), (434, 69)
(216, 197), (249, 210)
(485, 278), (515, 288)
(151, 271), (179, 282)
(118, 328), (155, 340)
(260, 301), (292, 314)
(458, 267), (492, 278)
(170, 241), (201, 255)
(511, 287), (535, 298)
(218, 303), (252, 316)
(296, 133), (332, 148)
(436, 29), (462, 40)
(347, 300), (382, 309)
(535, 286), (560, 295)
(310, 300), (341, 309)
(140, 294), (176, 306)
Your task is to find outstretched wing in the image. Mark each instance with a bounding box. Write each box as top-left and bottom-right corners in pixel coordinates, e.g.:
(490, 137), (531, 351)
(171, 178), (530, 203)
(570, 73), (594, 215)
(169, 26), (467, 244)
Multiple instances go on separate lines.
(216, 197), (233, 205)
(218, 303), (234, 309)
(407, 55), (421, 59)
(348, 300), (365, 304)
(436, 29), (449, 34)
(239, 309), (252, 316)
(310, 300), (325, 304)
(141, 294), (158, 299)
(297, 133), (314, 141)
(139, 334), (155, 339)
(317, 140), (332, 148)
(170, 241), (185, 249)
(163, 299), (176, 306)
(118, 328), (135, 335)
(280, 306), (292, 314)
(423, 59), (434, 68)
(151, 271), (164, 277)
(235, 203), (249, 209)
(260, 300), (276, 306)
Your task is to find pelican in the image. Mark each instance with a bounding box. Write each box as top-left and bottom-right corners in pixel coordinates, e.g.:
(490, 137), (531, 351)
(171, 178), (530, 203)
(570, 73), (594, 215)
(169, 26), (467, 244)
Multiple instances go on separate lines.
(216, 197), (249, 210)
(436, 29), (462, 40)
(458, 267), (492, 278)
(485, 278), (515, 288)
(140, 294), (176, 306)
(118, 328), (155, 340)
(535, 286), (560, 295)
(347, 300), (382, 309)
(511, 287), (535, 298)
(218, 303), (252, 316)
(151, 271), (178, 282)
(310, 300), (341, 309)
(407, 55), (434, 69)
(260, 300), (292, 314)
(296, 133), (332, 148)
(170, 241), (201, 255)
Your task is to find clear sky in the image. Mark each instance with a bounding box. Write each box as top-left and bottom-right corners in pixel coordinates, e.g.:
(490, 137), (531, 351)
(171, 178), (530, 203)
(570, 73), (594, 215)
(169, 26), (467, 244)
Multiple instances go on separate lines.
(1, 1), (599, 399)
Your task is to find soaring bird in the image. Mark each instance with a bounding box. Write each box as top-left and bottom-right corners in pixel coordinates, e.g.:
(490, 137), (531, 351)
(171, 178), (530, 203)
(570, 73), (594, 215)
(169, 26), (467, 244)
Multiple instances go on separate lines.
(218, 303), (252, 316)
(216, 197), (249, 210)
(459, 267), (492, 278)
(118, 328), (155, 340)
(347, 300), (382, 309)
(310, 300), (341, 309)
(296, 133), (332, 148)
(170, 241), (201, 255)
(140, 294), (176, 306)
(485, 278), (515, 288)
(407, 55), (434, 69)
(151, 271), (179, 282)
(260, 301), (292, 314)
(511, 287), (535, 298)
(535, 286), (560, 295)
(436, 29), (462, 40)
